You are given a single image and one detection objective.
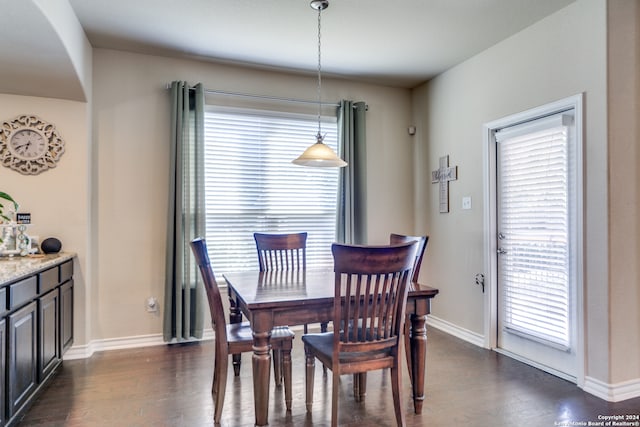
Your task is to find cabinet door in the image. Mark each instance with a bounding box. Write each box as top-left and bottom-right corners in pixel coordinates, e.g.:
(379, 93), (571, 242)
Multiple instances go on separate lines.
(8, 301), (37, 418)
(0, 318), (6, 427)
(39, 289), (60, 381)
(60, 280), (73, 353)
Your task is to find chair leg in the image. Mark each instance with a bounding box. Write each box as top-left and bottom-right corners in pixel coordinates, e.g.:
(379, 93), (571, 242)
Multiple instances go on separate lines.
(404, 314), (412, 386)
(331, 371), (340, 427)
(321, 322), (328, 374)
(228, 303), (243, 377)
(390, 362), (406, 427)
(282, 344), (293, 411)
(213, 353), (229, 425)
(212, 346), (219, 395)
(352, 373), (367, 402)
(232, 353), (242, 377)
(353, 374), (358, 399)
(273, 349), (283, 386)
(304, 344), (315, 412)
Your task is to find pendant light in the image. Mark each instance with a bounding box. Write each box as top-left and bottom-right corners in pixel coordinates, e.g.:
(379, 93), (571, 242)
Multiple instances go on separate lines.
(292, 0), (347, 168)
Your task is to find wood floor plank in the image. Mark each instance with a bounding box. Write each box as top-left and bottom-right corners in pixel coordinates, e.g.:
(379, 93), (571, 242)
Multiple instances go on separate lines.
(17, 328), (640, 426)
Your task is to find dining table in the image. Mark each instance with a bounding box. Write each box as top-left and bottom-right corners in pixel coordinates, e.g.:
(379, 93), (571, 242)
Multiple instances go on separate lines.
(223, 268), (439, 427)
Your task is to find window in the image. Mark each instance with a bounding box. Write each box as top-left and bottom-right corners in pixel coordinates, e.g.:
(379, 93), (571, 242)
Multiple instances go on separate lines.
(203, 106), (339, 273)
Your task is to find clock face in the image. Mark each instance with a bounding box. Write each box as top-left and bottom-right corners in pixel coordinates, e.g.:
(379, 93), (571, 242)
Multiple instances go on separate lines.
(0, 115), (65, 175)
(9, 129), (47, 160)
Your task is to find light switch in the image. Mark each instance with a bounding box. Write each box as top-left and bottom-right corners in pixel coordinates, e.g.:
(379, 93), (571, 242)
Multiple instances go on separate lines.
(462, 196), (472, 210)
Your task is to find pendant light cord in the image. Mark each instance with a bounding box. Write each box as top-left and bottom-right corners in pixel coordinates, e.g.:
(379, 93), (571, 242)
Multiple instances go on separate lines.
(316, 4), (323, 140)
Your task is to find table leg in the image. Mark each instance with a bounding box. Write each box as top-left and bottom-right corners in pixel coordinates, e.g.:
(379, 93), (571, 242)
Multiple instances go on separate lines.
(409, 312), (427, 414)
(252, 318), (272, 426)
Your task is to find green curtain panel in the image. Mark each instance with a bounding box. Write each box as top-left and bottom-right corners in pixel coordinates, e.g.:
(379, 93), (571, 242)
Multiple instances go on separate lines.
(336, 100), (367, 244)
(163, 81), (206, 342)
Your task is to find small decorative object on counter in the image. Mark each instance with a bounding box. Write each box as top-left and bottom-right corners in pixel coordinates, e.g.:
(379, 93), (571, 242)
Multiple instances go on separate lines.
(0, 223), (36, 256)
(16, 212), (31, 224)
(0, 192), (36, 256)
(41, 237), (62, 254)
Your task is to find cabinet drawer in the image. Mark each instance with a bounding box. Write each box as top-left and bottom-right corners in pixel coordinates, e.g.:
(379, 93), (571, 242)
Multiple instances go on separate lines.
(60, 260), (73, 283)
(9, 276), (38, 310)
(39, 267), (59, 294)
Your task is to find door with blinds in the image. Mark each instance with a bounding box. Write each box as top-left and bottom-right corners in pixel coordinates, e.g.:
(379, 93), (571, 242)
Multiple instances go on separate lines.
(495, 110), (578, 381)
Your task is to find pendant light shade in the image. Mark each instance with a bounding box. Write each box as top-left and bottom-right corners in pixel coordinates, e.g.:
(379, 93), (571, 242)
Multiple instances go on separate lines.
(292, 133), (348, 167)
(292, 0), (348, 168)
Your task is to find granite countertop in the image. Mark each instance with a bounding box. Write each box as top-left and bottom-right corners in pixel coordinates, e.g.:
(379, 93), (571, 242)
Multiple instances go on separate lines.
(0, 252), (75, 286)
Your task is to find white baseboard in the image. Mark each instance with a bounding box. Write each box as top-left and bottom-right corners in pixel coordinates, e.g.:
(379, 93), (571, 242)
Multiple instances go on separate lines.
(63, 329), (215, 360)
(583, 375), (640, 402)
(426, 315), (485, 348)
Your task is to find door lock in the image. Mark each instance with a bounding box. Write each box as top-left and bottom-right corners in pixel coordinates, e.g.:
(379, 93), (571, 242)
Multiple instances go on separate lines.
(475, 273), (485, 293)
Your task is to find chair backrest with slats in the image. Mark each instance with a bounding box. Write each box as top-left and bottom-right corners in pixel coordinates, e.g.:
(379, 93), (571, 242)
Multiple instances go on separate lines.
(190, 237), (228, 348)
(254, 232), (307, 271)
(390, 233), (428, 283)
(331, 242), (418, 357)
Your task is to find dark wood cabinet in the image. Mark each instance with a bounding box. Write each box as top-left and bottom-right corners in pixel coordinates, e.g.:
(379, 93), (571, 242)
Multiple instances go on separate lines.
(39, 289), (60, 381)
(0, 318), (6, 427)
(7, 301), (38, 419)
(60, 280), (73, 353)
(0, 254), (74, 426)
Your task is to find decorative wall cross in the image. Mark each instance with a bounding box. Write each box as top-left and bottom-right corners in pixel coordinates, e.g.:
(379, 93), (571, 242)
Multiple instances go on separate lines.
(431, 155), (458, 213)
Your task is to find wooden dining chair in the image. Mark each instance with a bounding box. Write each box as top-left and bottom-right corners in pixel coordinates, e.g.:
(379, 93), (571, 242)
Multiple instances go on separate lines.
(254, 232), (326, 333)
(302, 241), (418, 427)
(390, 232), (429, 382)
(390, 233), (429, 283)
(254, 232), (307, 272)
(190, 237), (295, 424)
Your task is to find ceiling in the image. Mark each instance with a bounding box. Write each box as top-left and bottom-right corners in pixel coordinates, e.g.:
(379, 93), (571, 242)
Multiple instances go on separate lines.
(1, 0), (575, 101)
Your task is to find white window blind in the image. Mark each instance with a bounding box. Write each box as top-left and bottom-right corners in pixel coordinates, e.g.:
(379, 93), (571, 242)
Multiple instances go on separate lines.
(497, 114), (573, 349)
(203, 107), (339, 273)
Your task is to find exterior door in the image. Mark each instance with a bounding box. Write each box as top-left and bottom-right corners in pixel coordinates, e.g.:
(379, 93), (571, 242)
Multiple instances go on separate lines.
(494, 108), (579, 382)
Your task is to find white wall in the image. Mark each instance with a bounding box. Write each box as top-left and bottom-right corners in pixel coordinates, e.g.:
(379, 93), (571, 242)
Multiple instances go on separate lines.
(91, 48), (414, 341)
(0, 94), (91, 345)
(412, 0), (619, 385)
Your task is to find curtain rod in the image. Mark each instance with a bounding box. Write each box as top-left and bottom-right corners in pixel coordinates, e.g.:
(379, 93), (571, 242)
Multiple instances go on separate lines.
(166, 83), (340, 107)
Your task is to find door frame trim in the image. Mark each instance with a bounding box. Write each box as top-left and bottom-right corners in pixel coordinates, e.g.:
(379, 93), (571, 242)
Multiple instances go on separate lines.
(482, 93), (585, 388)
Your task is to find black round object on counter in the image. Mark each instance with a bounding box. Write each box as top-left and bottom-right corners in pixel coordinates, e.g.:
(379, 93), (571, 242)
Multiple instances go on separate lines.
(41, 237), (62, 254)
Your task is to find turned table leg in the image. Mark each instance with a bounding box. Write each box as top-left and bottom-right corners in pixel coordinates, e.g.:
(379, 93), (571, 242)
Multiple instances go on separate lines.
(409, 311), (427, 414)
(251, 314), (273, 427)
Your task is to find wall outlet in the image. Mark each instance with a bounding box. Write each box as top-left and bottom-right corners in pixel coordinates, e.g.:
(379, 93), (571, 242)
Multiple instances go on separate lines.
(146, 297), (158, 313)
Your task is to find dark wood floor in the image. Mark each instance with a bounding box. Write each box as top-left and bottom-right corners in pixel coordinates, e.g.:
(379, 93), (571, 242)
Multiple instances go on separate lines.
(18, 328), (640, 426)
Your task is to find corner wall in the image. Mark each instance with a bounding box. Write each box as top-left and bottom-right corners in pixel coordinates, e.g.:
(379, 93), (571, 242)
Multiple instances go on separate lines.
(412, 0), (617, 388)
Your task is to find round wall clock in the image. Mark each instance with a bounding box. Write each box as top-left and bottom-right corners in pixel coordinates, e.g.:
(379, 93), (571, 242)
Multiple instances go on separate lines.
(0, 114), (66, 175)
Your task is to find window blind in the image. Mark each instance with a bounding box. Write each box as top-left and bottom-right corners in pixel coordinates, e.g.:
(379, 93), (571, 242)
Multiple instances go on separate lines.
(497, 114), (573, 349)
(203, 108), (339, 274)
